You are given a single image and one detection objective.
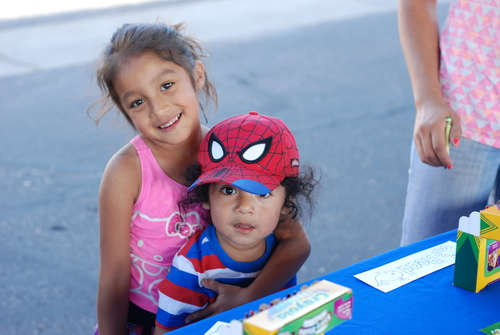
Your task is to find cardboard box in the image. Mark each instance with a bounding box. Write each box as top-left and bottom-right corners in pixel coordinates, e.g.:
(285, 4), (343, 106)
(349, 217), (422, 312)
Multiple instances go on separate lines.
(480, 205), (500, 241)
(243, 280), (353, 335)
(454, 207), (500, 292)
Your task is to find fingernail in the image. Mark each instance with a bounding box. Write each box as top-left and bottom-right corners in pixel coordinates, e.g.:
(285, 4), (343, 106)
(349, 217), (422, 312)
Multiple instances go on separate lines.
(452, 138), (460, 147)
(446, 164), (453, 170)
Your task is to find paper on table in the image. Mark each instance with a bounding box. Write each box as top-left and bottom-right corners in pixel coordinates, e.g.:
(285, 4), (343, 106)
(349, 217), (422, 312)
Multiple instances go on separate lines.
(354, 241), (456, 293)
(203, 321), (231, 335)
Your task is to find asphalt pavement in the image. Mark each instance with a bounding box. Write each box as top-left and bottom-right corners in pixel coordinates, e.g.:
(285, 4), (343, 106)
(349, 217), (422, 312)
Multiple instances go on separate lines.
(0, 0), (451, 334)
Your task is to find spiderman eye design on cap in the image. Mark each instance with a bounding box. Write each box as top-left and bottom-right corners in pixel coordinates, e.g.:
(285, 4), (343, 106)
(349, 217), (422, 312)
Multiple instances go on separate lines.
(239, 137), (272, 164)
(208, 133), (227, 162)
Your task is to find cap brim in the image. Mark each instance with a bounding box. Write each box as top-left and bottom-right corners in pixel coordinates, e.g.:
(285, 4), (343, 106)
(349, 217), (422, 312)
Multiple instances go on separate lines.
(188, 166), (282, 195)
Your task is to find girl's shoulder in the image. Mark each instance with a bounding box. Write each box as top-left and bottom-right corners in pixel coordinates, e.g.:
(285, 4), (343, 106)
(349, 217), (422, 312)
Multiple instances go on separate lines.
(116, 141), (139, 159)
(99, 144), (141, 203)
(103, 142), (141, 183)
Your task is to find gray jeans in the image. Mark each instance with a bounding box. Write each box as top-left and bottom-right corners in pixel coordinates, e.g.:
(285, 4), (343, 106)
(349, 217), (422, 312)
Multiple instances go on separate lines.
(401, 138), (500, 246)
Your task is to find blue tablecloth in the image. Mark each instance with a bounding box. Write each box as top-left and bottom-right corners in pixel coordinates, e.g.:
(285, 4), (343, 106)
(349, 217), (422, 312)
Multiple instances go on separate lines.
(171, 230), (500, 334)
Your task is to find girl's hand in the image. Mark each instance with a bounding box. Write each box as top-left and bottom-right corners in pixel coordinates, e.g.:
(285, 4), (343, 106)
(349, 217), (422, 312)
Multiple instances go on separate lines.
(185, 279), (247, 323)
(413, 99), (462, 168)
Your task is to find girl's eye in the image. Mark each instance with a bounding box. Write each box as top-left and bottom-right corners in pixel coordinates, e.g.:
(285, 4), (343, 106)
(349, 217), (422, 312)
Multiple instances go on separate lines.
(260, 193), (271, 198)
(130, 99), (144, 108)
(221, 187), (236, 195)
(161, 82), (173, 91)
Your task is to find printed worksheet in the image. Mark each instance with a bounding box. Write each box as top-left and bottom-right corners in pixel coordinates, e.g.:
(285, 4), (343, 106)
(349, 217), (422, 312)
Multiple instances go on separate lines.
(204, 321), (231, 335)
(354, 241), (456, 292)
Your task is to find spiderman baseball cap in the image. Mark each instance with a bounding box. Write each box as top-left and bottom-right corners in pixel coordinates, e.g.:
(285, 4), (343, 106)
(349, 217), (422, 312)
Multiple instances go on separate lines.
(188, 112), (300, 195)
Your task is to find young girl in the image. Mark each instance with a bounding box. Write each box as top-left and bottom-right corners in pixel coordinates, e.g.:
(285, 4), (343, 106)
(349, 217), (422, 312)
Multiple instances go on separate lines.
(93, 22), (311, 335)
(153, 112), (317, 333)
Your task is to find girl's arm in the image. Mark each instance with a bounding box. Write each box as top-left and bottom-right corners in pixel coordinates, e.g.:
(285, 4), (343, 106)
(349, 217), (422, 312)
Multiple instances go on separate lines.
(398, 0), (461, 168)
(185, 218), (310, 323)
(97, 147), (140, 335)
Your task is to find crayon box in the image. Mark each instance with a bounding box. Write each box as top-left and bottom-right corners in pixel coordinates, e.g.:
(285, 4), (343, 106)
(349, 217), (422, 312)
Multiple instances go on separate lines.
(454, 205), (500, 292)
(243, 280), (353, 335)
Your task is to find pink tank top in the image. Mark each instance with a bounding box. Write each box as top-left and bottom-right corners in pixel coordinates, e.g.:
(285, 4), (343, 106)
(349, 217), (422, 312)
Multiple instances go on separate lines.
(129, 136), (210, 313)
(440, 0), (500, 148)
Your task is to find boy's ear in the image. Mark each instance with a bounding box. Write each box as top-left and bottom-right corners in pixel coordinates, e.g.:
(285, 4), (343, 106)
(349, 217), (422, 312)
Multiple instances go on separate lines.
(280, 196), (295, 215)
(202, 201), (210, 210)
(193, 60), (205, 90)
(280, 206), (289, 216)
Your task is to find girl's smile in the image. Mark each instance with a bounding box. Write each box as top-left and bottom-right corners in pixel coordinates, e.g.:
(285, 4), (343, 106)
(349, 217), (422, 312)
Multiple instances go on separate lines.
(158, 113), (181, 130)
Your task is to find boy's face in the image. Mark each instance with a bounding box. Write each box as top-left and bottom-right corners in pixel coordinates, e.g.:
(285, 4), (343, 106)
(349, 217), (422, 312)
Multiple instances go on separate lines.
(203, 183), (287, 256)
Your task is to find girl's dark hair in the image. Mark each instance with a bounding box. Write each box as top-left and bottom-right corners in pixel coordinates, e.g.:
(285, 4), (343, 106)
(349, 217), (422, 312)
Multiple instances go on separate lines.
(90, 22), (217, 129)
(182, 164), (318, 222)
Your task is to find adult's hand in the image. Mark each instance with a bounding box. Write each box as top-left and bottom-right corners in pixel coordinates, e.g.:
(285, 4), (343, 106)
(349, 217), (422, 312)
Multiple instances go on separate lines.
(413, 98), (461, 168)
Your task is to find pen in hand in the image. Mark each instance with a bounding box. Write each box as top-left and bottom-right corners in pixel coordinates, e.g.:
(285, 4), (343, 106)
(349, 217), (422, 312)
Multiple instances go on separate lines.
(444, 116), (452, 169)
(445, 116), (452, 155)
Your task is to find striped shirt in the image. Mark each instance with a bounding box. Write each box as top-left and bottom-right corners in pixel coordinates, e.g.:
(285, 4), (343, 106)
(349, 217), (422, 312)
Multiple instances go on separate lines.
(155, 224), (296, 330)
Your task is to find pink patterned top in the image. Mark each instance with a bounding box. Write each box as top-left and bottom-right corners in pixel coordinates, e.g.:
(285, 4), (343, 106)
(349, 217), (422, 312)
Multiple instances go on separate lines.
(440, 0), (500, 148)
(129, 136), (210, 314)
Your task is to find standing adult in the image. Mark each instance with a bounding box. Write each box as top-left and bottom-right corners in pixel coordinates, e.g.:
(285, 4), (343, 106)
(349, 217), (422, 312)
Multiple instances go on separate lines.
(398, 0), (500, 245)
